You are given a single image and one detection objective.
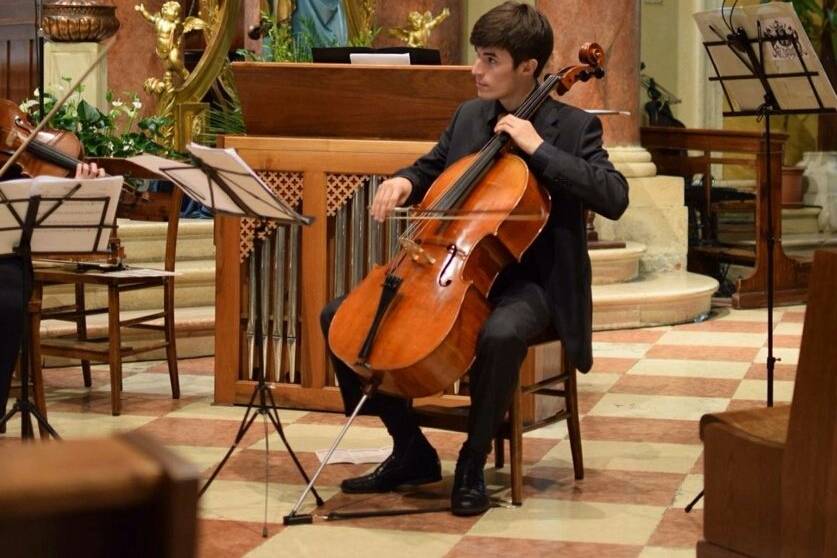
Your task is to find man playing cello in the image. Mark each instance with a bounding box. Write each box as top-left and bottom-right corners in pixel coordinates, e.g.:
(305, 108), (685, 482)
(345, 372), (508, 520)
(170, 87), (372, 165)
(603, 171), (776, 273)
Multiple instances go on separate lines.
(321, 1), (629, 516)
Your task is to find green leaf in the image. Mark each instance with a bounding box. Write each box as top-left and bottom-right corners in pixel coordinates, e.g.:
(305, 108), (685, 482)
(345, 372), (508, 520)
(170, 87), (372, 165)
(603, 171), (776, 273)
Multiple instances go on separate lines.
(77, 100), (101, 124)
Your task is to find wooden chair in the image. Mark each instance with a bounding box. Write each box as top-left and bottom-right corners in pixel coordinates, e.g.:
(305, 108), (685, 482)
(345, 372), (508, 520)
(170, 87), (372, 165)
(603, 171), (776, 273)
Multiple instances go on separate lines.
(32, 181), (183, 416)
(0, 431), (199, 558)
(697, 248), (837, 558)
(414, 333), (584, 505)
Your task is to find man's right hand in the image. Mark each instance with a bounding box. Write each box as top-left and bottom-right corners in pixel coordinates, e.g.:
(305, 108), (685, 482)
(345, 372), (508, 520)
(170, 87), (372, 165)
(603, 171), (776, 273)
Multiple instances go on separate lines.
(370, 176), (412, 223)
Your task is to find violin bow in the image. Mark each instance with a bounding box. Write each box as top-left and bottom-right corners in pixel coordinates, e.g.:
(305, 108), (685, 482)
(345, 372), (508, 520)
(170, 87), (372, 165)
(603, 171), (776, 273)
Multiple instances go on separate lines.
(0, 39), (115, 179)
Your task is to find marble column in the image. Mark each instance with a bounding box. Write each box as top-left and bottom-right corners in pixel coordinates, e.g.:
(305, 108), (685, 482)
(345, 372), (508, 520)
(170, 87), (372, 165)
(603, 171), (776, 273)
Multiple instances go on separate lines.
(536, 0), (687, 274)
(374, 0), (464, 65)
(537, 0), (640, 146)
(109, 0), (166, 117)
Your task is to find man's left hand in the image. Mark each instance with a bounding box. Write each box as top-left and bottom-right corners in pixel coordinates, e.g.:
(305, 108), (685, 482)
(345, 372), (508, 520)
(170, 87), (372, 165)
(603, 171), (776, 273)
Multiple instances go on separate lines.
(494, 115), (544, 156)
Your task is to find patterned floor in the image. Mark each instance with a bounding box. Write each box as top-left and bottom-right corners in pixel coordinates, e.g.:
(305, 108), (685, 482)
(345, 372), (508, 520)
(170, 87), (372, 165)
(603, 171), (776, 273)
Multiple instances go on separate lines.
(0, 303), (805, 558)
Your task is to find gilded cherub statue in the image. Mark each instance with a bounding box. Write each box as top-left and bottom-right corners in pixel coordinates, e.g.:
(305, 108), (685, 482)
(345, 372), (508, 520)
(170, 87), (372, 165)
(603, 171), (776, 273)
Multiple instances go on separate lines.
(389, 8), (450, 48)
(277, 0), (295, 23)
(135, 1), (206, 93)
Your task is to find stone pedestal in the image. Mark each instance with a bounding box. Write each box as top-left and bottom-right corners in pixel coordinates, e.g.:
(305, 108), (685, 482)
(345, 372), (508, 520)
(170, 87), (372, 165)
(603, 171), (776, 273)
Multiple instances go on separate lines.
(597, 146), (688, 274)
(44, 41), (108, 110)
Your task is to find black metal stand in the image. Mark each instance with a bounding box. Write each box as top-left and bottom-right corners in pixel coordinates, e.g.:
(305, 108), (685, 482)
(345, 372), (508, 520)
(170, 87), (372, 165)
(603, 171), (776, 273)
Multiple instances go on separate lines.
(33, 0), (46, 120)
(685, 7), (836, 512)
(199, 234), (323, 534)
(0, 197), (60, 440)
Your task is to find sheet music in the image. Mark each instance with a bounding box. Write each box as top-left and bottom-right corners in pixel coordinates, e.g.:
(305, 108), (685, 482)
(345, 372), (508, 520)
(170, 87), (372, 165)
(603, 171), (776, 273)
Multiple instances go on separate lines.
(0, 179), (32, 255)
(694, 3), (837, 112)
(0, 176), (122, 255)
(31, 176), (122, 253)
(129, 144), (303, 222)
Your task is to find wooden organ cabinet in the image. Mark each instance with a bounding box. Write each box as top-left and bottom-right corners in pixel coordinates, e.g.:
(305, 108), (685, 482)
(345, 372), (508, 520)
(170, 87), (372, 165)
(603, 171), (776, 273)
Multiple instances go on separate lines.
(214, 63), (564, 424)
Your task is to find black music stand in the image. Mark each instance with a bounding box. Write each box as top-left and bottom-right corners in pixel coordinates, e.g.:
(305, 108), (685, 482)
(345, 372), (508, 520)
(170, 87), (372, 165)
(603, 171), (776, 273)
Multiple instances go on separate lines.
(130, 144), (322, 535)
(685, 2), (837, 512)
(0, 177), (121, 439)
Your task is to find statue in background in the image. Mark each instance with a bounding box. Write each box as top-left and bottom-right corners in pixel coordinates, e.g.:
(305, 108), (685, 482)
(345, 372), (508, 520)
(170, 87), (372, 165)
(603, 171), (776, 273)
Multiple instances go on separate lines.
(293, 0), (348, 46)
(136, 1), (206, 93)
(389, 8), (450, 48)
(277, 0), (295, 24)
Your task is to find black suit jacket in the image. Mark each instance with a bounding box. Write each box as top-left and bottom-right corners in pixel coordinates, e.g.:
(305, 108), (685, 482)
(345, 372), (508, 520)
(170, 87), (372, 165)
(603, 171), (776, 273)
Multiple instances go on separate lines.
(394, 97), (629, 372)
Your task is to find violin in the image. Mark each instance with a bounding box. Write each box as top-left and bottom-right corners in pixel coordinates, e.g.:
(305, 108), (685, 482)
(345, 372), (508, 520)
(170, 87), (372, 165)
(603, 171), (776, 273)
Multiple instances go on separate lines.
(0, 98), (86, 178)
(327, 43), (606, 399)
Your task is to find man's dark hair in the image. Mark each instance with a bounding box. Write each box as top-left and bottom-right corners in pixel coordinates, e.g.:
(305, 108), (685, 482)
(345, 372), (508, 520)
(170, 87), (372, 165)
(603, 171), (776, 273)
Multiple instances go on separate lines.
(469, 2), (554, 78)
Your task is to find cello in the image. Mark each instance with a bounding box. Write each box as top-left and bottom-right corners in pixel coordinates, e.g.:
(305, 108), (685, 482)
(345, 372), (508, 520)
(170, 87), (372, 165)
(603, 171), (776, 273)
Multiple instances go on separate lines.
(327, 43), (606, 399)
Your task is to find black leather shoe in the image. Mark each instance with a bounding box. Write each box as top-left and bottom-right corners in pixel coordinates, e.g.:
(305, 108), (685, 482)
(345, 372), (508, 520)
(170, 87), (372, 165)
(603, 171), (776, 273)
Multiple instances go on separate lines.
(451, 446), (490, 516)
(340, 436), (441, 494)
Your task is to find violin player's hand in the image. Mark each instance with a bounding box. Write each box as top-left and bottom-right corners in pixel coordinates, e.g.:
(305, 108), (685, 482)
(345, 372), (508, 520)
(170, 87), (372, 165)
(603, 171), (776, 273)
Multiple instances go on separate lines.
(74, 162), (104, 179)
(494, 115), (544, 156)
(370, 176), (412, 223)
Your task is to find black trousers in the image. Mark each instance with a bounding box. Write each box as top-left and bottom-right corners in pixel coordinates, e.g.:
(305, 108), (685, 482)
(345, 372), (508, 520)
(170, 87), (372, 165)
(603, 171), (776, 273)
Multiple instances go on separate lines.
(0, 257), (28, 417)
(320, 279), (552, 457)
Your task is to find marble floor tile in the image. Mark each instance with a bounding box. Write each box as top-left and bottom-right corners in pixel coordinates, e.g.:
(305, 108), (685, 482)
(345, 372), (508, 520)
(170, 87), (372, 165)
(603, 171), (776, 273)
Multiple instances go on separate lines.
(609, 375), (740, 398)
(656, 331), (767, 348)
(589, 357), (638, 374)
(198, 519), (282, 558)
(627, 358), (750, 380)
(522, 466), (686, 507)
(670, 474), (705, 510)
(468, 498), (666, 546)
(593, 330), (668, 344)
(446, 537), (643, 558)
(199, 480), (338, 524)
(755, 346), (799, 365)
(732, 379), (795, 403)
(639, 546), (696, 558)
(591, 341), (651, 359)
(579, 416), (700, 445)
(647, 508), (703, 549)
(588, 393), (729, 422)
(645, 345), (759, 362)
(246, 525), (461, 558)
(543, 439), (702, 474)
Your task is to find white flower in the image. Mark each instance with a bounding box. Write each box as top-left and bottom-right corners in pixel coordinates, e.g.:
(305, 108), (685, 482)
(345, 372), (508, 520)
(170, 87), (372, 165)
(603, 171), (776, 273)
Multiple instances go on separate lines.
(33, 88), (41, 97)
(19, 99), (38, 111)
(132, 100), (142, 110)
(111, 100), (124, 108)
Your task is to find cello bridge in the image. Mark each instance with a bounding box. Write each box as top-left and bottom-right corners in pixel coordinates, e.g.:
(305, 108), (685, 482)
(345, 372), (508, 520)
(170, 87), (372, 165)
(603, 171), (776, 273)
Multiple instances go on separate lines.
(399, 238), (436, 265)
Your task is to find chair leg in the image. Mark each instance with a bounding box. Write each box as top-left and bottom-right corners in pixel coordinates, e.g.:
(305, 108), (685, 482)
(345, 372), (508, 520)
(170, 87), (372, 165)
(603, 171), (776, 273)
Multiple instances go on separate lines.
(75, 283), (92, 388)
(107, 285), (122, 416)
(509, 383), (524, 506)
(494, 435), (505, 469)
(29, 287), (48, 439)
(564, 351), (584, 480)
(163, 278), (180, 399)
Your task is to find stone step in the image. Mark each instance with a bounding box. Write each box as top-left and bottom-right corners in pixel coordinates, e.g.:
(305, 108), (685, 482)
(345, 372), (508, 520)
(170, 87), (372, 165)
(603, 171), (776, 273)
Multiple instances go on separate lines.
(39, 259), (216, 312)
(592, 271), (718, 330)
(118, 218), (215, 263)
(41, 305), (215, 366)
(589, 241), (645, 285)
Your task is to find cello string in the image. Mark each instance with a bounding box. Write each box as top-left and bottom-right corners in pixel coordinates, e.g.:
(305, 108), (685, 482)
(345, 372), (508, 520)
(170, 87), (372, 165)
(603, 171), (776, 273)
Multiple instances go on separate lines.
(387, 71), (562, 275)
